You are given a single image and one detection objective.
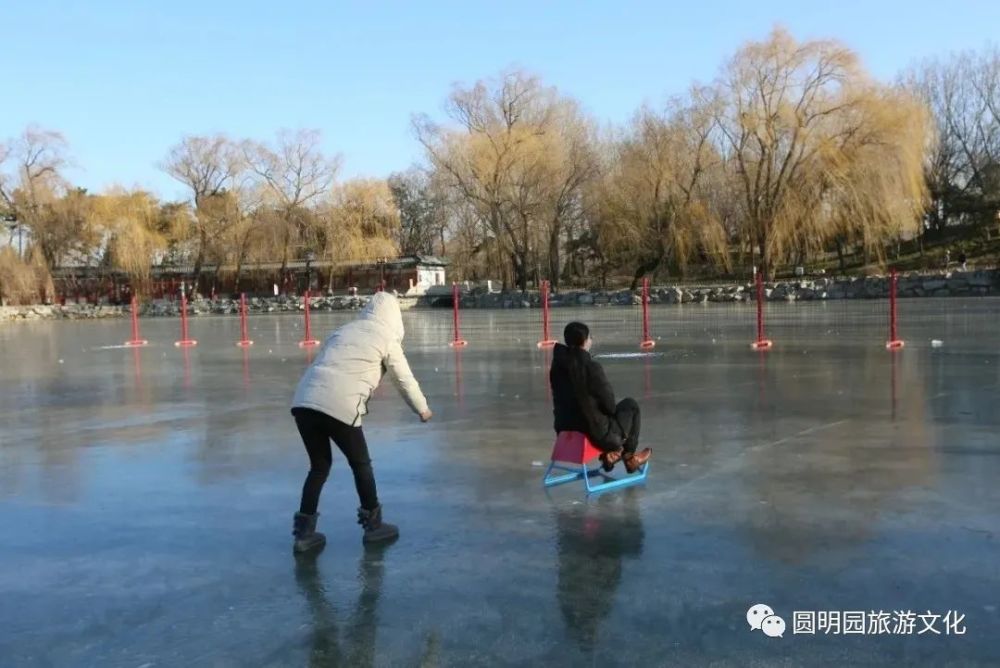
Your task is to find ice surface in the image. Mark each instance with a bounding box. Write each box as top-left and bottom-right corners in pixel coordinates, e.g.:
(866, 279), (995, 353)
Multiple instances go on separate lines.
(1, 300), (999, 665)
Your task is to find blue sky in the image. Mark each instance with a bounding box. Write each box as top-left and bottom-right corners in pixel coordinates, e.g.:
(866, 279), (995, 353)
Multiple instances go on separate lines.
(3, 0), (997, 201)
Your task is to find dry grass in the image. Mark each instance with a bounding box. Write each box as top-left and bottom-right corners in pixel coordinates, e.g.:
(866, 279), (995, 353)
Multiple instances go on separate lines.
(0, 248), (51, 306)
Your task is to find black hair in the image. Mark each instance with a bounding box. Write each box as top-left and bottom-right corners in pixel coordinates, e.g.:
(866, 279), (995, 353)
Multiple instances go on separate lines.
(564, 321), (590, 348)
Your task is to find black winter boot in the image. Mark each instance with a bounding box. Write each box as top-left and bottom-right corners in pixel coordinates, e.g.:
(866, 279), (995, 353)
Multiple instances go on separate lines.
(293, 512), (327, 553)
(357, 505), (399, 545)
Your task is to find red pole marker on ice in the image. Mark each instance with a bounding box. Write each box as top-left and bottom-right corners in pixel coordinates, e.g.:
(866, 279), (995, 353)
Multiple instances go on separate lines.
(640, 277), (656, 350)
(537, 280), (557, 349)
(175, 293), (198, 347)
(124, 296), (148, 347)
(236, 293), (253, 347)
(449, 283), (468, 347)
(299, 290), (320, 348)
(751, 272), (773, 351)
(886, 269), (904, 351)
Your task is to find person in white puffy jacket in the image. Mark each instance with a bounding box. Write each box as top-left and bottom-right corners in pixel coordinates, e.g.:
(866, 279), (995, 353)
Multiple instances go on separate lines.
(290, 292), (432, 552)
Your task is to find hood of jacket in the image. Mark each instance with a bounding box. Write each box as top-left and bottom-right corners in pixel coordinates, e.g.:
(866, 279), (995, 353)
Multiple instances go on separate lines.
(359, 292), (405, 342)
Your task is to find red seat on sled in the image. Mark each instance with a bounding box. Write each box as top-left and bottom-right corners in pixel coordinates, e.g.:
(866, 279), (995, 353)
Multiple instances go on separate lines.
(550, 431), (604, 464)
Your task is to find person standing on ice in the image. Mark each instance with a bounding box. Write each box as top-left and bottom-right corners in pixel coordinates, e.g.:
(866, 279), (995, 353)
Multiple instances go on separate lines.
(290, 291), (432, 552)
(550, 322), (652, 473)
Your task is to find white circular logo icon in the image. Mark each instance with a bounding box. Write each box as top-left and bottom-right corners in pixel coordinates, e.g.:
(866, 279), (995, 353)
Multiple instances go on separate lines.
(746, 603), (774, 631)
(747, 604), (784, 638)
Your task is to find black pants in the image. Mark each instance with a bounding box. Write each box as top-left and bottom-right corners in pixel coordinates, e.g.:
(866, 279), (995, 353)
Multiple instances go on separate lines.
(603, 398), (641, 454)
(292, 407), (379, 514)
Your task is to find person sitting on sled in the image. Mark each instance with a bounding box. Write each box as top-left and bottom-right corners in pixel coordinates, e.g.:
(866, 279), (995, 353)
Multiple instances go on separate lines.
(549, 321), (652, 473)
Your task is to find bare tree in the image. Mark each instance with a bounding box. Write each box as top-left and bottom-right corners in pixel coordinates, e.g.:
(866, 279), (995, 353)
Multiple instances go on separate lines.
(416, 70), (596, 290)
(533, 100), (599, 289)
(904, 47), (1000, 237)
(224, 177), (269, 293)
(0, 127), (95, 272)
(902, 59), (970, 234)
(388, 167), (448, 256)
(243, 129), (340, 282)
(0, 127), (68, 214)
(161, 134), (242, 286)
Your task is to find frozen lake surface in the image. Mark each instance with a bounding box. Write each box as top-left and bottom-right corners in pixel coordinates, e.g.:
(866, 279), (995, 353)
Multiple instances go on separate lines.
(1, 299), (999, 666)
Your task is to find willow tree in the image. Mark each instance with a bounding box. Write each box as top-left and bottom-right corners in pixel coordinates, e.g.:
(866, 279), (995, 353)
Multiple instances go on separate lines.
(596, 101), (730, 287)
(316, 178), (400, 292)
(805, 89), (930, 270)
(711, 28), (929, 277)
(91, 188), (166, 293)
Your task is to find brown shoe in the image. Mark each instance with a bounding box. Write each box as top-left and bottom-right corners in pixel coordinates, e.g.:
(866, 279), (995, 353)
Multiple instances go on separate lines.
(599, 449), (623, 472)
(623, 448), (651, 474)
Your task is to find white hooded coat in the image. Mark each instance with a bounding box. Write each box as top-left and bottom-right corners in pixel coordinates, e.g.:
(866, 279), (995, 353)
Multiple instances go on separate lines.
(292, 292), (429, 426)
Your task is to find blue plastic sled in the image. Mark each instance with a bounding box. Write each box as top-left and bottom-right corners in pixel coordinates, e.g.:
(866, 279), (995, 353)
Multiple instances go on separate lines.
(542, 431), (649, 494)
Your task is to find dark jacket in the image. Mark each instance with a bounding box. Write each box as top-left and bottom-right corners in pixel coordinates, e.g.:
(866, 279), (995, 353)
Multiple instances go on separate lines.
(550, 343), (618, 447)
